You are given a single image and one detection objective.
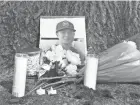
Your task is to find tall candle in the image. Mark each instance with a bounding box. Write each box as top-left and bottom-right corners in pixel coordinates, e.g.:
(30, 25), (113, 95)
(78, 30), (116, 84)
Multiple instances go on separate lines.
(84, 54), (98, 90)
(12, 53), (28, 97)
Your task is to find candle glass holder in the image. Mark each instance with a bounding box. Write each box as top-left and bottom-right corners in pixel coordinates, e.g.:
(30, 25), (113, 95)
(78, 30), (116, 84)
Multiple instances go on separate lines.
(12, 53), (28, 97)
(84, 53), (98, 90)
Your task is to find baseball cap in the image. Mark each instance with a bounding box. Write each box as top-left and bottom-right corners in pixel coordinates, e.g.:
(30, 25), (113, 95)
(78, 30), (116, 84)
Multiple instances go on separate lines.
(56, 20), (76, 32)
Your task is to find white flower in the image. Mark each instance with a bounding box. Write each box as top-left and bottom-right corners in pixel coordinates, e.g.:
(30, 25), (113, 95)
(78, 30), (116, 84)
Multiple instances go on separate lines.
(55, 45), (66, 58)
(45, 51), (60, 62)
(59, 59), (68, 68)
(44, 45), (66, 63)
(36, 87), (45, 95)
(45, 51), (55, 61)
(66, 50), (81, 65)
(55, 55), (62, 62)
(65, 64), (77, 76)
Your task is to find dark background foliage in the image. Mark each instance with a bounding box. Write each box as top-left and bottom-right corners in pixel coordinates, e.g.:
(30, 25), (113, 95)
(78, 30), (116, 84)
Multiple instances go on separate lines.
(0, 1), (140, 73)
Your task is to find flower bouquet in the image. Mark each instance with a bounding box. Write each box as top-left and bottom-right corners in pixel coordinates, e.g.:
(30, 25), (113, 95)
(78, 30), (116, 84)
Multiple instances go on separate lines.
(26, 44), (85, 96)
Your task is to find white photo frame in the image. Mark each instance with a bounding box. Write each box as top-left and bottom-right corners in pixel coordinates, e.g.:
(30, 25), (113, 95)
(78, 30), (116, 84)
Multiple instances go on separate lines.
(39, 16), (87, 56)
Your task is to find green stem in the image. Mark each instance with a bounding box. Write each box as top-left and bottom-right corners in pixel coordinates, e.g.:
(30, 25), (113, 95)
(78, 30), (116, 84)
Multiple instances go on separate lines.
(39, 75), (77, 81)
(42, 78), (76, 89)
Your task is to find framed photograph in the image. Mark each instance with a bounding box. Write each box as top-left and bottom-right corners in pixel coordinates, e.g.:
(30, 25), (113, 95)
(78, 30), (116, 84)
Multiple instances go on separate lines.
(39, 16), (87, 57)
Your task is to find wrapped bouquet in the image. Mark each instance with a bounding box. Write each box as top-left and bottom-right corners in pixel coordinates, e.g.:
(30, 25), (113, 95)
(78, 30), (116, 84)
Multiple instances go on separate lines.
(39, 44), (84, 78)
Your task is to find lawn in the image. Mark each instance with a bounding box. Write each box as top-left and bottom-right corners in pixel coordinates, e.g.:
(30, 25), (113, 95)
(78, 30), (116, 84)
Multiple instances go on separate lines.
(0, 76), (140, 105)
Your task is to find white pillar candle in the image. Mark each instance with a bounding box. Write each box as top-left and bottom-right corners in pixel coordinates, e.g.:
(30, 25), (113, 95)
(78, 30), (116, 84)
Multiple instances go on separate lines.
(84, 54), (98, 90)
(12, 53), (28, 97)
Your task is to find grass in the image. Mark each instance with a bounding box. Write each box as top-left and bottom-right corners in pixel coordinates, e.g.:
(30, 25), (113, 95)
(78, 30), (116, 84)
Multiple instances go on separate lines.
(0, 77), (140, 105)
(0, 68), (140, 105)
